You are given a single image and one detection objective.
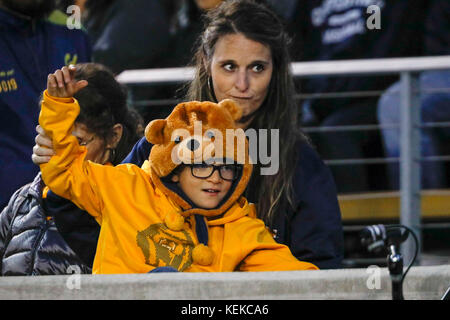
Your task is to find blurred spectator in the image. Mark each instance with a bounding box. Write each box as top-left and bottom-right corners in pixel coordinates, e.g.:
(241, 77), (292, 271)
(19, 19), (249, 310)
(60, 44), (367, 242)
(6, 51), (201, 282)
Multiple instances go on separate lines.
(280, 0), (429, 193)
(76, 1), (268, 124)
(80, 0), (172, 74)
(137, 0), (223, 124)
(80, 1), (263, 125)
(0, 0), (91, 211)
(377, 0), (450, 190)
(73, 0), (177, 124)
(0, 63), (141, 275)
(161, 0), (213, 69)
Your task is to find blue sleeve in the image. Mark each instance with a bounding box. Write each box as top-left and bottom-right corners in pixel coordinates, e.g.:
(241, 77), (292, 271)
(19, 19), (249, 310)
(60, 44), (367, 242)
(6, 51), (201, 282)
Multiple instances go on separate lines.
(46, 190), (99, 267)
(121, 136), (152, 166)
(274, 140), (344, 269)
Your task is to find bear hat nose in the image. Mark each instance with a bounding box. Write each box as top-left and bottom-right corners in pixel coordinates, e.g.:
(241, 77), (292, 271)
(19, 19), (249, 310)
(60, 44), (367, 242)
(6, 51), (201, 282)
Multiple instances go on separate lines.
(187, 138), (200, 151)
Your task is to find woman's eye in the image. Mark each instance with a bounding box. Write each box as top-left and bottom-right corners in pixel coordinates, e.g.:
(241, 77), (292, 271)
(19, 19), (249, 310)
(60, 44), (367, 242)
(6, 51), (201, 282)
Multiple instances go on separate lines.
(222, 63), (235, 72)
(252, 64), (264, 73)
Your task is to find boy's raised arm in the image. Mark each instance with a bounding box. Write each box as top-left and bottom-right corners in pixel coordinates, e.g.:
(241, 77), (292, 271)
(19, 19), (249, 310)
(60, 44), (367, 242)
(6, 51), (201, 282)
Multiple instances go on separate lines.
(47, 65), (87, 98)
(39, 66), (103, 217)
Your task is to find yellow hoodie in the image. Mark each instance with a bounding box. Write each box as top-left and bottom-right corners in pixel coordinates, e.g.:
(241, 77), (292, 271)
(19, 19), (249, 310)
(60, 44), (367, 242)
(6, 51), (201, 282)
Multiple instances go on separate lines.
(39, 91), (318, 274)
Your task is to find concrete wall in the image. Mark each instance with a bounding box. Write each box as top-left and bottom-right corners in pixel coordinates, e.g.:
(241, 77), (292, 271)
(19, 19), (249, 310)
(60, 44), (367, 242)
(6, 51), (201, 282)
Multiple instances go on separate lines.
(0, 265), (448, 300)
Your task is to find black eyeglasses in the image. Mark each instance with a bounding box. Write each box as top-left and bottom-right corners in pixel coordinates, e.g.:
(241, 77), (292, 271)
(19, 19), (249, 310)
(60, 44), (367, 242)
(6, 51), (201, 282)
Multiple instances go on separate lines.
(189, 163), (242, 181)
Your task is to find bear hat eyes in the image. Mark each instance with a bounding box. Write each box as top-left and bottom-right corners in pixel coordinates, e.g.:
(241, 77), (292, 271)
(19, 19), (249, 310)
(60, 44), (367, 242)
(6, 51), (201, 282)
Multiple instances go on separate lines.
(174, 136), (182, 144)
(173, 131), (215, 144)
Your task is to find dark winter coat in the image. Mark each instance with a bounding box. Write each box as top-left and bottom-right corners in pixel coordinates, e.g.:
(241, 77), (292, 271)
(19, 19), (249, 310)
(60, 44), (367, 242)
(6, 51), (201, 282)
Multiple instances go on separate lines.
(0, 174), (92, 276)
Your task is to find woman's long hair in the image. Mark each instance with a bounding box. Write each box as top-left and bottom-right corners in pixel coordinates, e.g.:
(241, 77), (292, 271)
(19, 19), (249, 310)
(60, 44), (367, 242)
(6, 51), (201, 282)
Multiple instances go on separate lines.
(185, 0), (306, 228)
(73, 63), (142, 165)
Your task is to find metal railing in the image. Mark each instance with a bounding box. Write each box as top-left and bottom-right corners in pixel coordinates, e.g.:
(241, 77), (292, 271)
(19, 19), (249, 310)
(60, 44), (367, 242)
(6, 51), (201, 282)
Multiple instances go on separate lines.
(117, 55), (450, 265)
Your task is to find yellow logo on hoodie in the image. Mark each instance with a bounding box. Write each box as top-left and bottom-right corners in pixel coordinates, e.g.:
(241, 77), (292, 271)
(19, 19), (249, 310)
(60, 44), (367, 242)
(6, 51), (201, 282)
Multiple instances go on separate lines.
(136, 223), (195, 271)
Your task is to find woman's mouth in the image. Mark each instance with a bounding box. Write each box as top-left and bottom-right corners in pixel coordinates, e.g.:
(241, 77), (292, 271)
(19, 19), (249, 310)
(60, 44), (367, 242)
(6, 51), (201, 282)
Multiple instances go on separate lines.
(231, 95), (252, 100)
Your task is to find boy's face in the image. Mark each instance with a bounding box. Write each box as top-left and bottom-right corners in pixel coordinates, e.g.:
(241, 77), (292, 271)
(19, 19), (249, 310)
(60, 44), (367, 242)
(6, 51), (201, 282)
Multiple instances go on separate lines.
(171, 165), (233, 209)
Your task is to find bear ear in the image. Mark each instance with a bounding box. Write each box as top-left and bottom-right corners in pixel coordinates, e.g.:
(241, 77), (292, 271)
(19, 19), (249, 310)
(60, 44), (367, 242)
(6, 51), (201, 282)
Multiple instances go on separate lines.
(145, 119), (167, 145)
(218, 99), (243, 121)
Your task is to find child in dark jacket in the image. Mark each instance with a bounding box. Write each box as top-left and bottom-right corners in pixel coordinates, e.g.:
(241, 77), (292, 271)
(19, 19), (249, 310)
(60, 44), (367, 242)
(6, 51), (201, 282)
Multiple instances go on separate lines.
(0, 63), (140, 275)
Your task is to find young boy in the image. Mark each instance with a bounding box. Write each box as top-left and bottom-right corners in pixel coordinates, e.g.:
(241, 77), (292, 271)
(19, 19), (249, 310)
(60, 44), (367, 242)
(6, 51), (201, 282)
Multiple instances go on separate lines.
(39, 65), (318, 274)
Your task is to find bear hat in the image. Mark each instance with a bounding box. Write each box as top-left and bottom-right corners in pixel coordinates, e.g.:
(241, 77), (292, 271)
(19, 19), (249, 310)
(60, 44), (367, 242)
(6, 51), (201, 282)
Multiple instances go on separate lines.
(143, 99), (253, 266)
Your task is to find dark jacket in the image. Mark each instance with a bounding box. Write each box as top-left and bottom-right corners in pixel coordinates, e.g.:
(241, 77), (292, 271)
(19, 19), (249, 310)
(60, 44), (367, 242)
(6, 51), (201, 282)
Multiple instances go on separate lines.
(272, 141), (344, 269)
(0, 8), (91, 210)
(424, 0), (450, 56)
(84, 0), (171, 74)
(0, 174), (91, 276)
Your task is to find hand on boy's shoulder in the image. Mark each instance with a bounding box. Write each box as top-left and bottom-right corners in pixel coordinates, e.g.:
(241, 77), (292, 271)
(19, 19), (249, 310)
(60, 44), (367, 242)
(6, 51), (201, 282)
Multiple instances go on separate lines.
(47, 65), (88, 98)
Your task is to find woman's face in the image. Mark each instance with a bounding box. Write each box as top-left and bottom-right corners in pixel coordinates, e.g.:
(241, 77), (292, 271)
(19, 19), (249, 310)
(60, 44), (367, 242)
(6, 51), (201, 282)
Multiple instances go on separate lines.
(72, 122), (109, 164)
(209, 33), (273, 129)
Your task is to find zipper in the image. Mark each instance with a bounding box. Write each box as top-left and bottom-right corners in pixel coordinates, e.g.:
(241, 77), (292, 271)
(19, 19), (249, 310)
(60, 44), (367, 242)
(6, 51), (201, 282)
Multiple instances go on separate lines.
(29, 216), (51, 275)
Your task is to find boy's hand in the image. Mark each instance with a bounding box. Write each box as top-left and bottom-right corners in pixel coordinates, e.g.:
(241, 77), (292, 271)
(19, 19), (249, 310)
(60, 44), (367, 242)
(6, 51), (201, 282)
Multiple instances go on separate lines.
(47, 65), (88, 98)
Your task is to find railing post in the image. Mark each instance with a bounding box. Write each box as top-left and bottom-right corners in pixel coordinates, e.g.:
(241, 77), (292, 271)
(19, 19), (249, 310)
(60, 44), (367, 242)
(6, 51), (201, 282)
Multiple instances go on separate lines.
(399, 71), (422, 265)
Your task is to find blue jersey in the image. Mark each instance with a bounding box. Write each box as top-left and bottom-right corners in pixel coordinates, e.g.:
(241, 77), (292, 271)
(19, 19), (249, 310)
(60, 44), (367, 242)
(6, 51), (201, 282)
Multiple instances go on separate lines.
(0, 9), (91, 210)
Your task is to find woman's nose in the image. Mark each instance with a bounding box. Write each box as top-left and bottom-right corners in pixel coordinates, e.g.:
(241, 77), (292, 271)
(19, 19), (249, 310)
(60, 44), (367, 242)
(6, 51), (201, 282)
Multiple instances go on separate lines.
(234, 70), (249, 92)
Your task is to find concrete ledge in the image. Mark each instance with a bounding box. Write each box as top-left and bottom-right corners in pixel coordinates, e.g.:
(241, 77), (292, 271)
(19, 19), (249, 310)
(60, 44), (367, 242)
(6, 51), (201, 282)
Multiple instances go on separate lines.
(0, 265), (448, 300)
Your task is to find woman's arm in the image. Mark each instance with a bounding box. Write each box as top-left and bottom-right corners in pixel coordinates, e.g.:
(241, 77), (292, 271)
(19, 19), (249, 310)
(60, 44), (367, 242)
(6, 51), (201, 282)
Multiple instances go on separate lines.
(121, 136), (152, 166)
(44, 189), (100, 267)
(274, 141), (344, 269)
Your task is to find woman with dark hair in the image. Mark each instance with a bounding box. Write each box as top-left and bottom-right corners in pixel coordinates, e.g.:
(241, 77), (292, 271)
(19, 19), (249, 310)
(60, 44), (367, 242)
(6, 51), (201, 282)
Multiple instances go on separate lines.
(124, 0), (343, 269)
(0, 63), (141, 275)
(186, 0), (343, 268)
(33, 0), (343, 269)
(187, 0), (300, 226)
